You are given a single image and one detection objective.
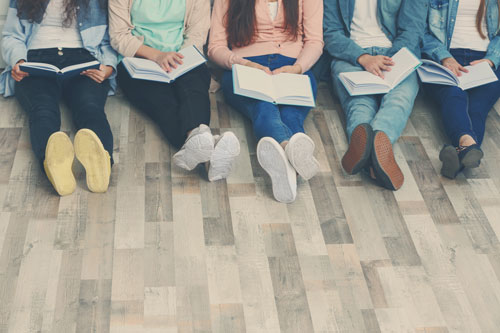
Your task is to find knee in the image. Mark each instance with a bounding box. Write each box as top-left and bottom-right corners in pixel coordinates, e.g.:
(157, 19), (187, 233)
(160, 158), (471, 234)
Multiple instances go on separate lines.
(28, 105), (60, 125)
(252, 102), (279, 123)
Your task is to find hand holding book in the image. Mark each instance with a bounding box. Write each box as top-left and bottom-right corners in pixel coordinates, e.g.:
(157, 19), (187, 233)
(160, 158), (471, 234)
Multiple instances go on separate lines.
(339, 48), (422, 96)
(441, 57), (469, 77)
(417, 58), (497, 90)
(357, 54), (395, 78)
(154, 51), (184, 72)
(81, 65), (114, 84)
(232, 64), (315, 107)
(11, 60), (29, 82)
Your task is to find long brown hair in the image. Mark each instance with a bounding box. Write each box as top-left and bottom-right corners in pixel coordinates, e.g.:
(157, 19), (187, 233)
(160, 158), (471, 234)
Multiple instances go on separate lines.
(17, 0), (91, 26)
(476, 0), (500, 39)
(225, 0), (299, 48)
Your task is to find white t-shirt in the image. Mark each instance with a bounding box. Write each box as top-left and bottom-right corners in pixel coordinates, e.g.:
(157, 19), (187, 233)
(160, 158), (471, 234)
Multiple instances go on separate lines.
(450, 0), (490, 51)
(350, 0), (392, 49)
(268, 1), (278, 21)
(29, 0), (84, 50)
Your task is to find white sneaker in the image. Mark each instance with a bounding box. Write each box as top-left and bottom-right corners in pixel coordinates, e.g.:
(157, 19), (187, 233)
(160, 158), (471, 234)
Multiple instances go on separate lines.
(285, 133), (319, 180)
(257, 137), (297, 204)
(173, 124), (215, 171)
(208, 131), (240, 182)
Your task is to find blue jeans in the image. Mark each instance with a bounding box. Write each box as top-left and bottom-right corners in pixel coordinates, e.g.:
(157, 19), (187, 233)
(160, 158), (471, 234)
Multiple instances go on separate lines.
(221, 54), (318, 143)
(330, 47), (420, 144)
(424, 48), (500, 147)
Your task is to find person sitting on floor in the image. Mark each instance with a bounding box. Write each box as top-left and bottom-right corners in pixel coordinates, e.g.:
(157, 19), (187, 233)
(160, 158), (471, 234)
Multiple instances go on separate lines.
(422, 0), (500, 179)
(208, 0), (324, 203)
(323, 0), (427, 190)
(108, 0), (240, 182)
(1, 0), (119, 196)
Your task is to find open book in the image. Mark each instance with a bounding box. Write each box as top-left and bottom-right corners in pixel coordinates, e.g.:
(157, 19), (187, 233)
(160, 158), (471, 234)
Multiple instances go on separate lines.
(121, 45), (206, 83)
(232, 64), (315, 107)
(339, 47), (422, 96)
(417, 59), (498, 90)
(19, 60), (100, 79)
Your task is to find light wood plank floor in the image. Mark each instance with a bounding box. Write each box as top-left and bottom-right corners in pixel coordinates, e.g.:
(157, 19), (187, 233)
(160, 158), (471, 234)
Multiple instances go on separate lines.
(1, 82), (500, 333)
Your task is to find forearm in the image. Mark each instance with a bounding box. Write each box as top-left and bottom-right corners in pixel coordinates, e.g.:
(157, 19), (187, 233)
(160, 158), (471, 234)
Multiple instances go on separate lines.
(295, 42), (323, 73)
(134, 44), (162, 61)
(422, 32), (452, 62)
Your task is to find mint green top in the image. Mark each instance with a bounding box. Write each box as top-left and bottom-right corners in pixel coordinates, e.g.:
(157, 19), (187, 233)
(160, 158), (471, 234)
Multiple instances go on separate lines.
(131, 0), (186, 53)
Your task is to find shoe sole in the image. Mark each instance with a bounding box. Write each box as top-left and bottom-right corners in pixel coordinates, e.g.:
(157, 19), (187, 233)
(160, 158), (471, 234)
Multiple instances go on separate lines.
(439, 145), (460, 179)
(44, 132), (76, 196)
(173, 132), (214, 171)
(461, 148), (483, 169)
(208, 132), (240, 181)
(342, 124), (373, 175)
(286, 133), (319, 180)
(74, 129), (111, 193)
(372, 132), (404, 191)
(257, 138), (297, 204)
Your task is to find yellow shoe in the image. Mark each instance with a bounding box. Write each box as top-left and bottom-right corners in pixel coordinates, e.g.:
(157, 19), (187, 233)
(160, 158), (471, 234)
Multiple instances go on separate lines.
(74, 129), (111, 193)
(43, 132), (76, 196)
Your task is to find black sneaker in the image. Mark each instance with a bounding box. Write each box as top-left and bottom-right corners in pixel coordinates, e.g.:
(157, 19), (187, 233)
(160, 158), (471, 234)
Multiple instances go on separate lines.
(458, 144), (483, 169)
(439, 144), (461, 179)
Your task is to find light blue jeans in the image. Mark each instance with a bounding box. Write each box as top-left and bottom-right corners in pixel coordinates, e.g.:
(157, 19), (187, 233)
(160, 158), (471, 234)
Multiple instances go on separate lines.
(330, 47), (420, 144)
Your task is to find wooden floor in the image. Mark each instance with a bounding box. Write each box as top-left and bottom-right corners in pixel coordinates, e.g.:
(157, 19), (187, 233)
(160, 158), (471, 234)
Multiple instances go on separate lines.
(0, 83), (500, 333)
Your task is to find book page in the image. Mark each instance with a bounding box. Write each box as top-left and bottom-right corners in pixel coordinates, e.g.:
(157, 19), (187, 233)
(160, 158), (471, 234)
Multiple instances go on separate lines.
(383, 47), (421, 87)
(122, 57), (171, 82)
(272, 73), (313, 99)
(123, 57), (166, 74)
(61, 61), (100, 73)
(458, 61), (498, 90)
(19, 62), (60, 72)
(233, 64), (275, 100)
(340, 71), (388, 86)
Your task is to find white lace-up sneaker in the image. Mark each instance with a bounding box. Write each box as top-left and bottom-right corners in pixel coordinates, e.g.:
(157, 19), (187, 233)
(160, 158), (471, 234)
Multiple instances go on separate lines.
(173, 124), (215, 171)
(257, 137), (297, 204)
(285, 133), (319, 180)
(208, 131), (240, 182)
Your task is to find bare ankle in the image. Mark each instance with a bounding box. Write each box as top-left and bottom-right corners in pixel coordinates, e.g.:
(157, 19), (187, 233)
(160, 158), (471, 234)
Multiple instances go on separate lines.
(458, 135), (476, 147)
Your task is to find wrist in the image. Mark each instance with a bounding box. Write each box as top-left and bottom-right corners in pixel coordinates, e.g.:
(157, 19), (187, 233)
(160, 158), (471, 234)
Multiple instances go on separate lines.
(357, 54), (370, 65)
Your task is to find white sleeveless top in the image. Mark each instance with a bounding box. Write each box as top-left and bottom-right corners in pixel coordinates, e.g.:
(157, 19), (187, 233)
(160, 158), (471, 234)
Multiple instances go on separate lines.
(29, 0), (84, 50)
(450, 0), (490, 51)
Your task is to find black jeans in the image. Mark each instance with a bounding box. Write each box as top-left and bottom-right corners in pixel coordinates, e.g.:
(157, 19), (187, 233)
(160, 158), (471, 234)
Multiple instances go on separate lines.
(117, 62), (211, 149)
(15, 48), (114, 165)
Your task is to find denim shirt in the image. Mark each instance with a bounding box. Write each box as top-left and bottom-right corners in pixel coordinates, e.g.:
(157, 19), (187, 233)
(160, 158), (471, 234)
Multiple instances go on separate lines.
(423, 0), (500, 68)
(323, 0), (428, 66)
(0, 0), (118, 97)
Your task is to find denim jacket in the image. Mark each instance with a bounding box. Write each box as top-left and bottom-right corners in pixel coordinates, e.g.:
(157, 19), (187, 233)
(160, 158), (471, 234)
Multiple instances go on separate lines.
(323, 0), (428, 66)
(423, 0), (500, 68)
(0, 0), (118, 97)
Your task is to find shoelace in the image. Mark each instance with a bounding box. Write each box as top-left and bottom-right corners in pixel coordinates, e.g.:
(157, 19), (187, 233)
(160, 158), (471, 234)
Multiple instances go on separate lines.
(456, 145), (476, 153)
